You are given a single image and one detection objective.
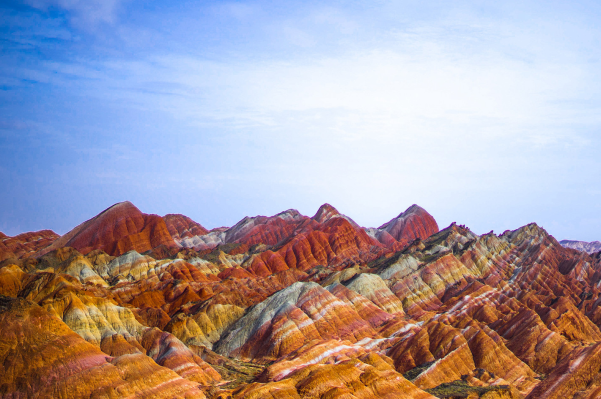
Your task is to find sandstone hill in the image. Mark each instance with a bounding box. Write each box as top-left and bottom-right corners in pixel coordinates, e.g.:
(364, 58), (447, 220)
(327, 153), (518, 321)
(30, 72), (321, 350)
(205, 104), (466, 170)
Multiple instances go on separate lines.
(0, 201), (599, 398)
(0, 229), (59, 261)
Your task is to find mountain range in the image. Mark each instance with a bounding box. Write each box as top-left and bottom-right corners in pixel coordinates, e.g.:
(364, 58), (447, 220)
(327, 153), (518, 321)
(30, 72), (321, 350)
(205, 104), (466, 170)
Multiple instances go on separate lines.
(560, 240), (601, 254)
(1, 201), (600, 399)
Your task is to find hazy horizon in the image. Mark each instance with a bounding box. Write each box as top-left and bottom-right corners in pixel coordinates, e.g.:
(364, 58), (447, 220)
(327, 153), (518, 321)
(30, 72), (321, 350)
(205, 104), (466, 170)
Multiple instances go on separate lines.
(2, 1), (600, 241)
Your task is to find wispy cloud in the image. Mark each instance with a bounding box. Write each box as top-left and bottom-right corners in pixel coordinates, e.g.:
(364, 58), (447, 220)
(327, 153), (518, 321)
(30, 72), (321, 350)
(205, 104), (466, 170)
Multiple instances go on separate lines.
(24, 0), (123, 28)
(30, 34), (596, 149)
(1, 1), (601, 239)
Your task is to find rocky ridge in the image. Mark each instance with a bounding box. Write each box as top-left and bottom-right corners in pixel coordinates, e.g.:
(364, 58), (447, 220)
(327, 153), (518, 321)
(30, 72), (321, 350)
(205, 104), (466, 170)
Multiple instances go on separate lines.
(0, 201), (599, 398)
(0, 229), (59, 262)
(560, 239), (601, 254)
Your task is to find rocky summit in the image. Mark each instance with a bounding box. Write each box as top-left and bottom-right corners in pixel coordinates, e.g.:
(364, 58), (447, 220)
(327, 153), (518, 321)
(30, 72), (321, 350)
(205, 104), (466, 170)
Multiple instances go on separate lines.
(1, 202), (600, 399)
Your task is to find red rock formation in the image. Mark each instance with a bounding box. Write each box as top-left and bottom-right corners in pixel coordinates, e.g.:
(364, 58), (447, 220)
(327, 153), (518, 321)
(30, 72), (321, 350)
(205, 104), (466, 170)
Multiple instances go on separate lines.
(225, 209), (309, 246)
(175, 203), (440, 278)
(326, 282), (395, 328)
(0, 229), (59, 261)
(367, 204), (439, 249)
(214, 282), (379, 362)
(526, 342), (601, 399)
(0, 296), (209, 398)
(236, 349), (436, 399)
(164, 213), (209, 241)
(247, 209), (386, 276)
(7, 201), (601, 398)
(36, 201), (177, 257)
(140, 327), (222, 384)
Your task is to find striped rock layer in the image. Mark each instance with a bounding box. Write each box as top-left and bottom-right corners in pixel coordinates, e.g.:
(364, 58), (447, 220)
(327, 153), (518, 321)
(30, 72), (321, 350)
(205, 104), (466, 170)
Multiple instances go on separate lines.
(1, 201), (601, 398)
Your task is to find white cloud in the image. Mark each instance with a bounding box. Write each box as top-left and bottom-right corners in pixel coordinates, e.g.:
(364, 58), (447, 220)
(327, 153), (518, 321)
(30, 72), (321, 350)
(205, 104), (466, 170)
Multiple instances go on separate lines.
(5, 1), (601, 238)
(101, 46), (591, 148)
(23, 4), (600, 163)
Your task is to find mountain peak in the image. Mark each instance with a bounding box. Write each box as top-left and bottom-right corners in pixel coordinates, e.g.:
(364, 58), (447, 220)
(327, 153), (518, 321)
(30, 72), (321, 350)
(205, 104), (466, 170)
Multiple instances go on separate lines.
(275, 209), (303, 221)
(392, 204), (427, 221)
(36, 201), (176, 257)
(312, 203), (340, 223)
(372, 204), (439, 244)
(101, 200), (138, 213)
(163, 214), (209, 240)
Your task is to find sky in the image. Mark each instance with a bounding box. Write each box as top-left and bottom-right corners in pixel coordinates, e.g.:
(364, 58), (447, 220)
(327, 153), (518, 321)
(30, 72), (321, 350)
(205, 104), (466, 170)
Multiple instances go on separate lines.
(1, 0), (600, 241)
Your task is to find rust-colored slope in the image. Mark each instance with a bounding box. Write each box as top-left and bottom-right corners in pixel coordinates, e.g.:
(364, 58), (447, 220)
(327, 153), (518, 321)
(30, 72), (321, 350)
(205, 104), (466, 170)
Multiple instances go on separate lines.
(214, 282), (378, 362)
(36, 201), (177, 257)
(225, 209), (309, 246)
(526, 342), (601, 399)
(0, 296), (208, 399)
(0, 229), (59, 261)
(248, 207), (387, 276)
(236, 348), (436, 399)
(367, 204), (439, 249)
(8, 201), (601, 398)
(164, 213), (209, 241)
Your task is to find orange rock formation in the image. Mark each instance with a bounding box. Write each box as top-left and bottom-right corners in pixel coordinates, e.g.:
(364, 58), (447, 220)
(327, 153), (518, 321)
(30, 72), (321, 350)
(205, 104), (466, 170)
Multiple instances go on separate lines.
(2, 201), (600, 398)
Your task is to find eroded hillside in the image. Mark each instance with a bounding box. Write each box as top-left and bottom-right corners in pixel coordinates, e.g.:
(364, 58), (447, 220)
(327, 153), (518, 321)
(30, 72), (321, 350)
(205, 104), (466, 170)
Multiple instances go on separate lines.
(1, 202), (600, 399)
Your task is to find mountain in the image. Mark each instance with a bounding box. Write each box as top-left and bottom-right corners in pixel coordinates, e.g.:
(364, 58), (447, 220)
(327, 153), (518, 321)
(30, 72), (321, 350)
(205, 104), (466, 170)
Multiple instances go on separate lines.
(176, 203), (439, 276)
(560, 239), (601, 254)
(366, 204), (439, 250)
(0, 229), (59, 262)
(35, 201), (178, 257)
(164, 213), (209, 241)
(0, 296), (214, 399)
(3, 201), (601, 398)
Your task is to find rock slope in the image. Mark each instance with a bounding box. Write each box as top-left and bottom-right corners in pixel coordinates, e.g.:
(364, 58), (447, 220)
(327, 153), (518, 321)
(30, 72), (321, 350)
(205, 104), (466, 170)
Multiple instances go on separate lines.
(36, 201), (178, 257)
(2, 201), (601, 398)
(0, 296), (209, 398)
(0, 229), (59, 261)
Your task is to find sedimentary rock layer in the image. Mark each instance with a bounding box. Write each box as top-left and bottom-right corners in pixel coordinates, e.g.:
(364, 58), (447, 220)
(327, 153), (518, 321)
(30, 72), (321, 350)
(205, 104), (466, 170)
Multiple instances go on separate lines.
(0, 229), (59, 261)
(0, 296), (208, 399)
(2, 200), (601, 398)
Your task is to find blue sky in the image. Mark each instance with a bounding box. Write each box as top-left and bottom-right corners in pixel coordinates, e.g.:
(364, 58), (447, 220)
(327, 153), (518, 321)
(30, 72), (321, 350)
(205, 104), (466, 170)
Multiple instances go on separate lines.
(1, 0), (600, 241)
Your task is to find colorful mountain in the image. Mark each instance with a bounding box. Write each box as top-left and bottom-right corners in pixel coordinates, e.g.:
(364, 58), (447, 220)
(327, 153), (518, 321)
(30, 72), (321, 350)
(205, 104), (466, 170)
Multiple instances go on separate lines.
(1, 201), (599, 398)
(0, 229), (59, 261)
(35, 201), (178, 257)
